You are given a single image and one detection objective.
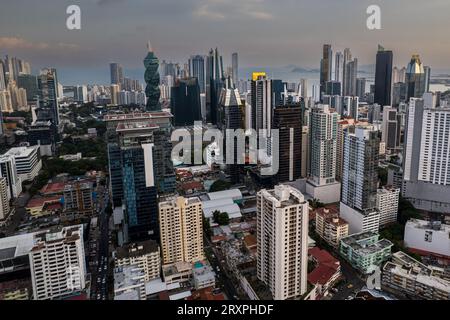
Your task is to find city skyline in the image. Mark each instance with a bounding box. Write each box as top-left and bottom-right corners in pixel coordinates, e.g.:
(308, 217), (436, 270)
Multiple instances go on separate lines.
(1, 1), (450, 84)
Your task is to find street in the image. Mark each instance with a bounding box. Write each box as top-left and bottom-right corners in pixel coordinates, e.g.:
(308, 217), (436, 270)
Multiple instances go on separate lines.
(90, 185), (111, 300)
(204, 235), (240, 300)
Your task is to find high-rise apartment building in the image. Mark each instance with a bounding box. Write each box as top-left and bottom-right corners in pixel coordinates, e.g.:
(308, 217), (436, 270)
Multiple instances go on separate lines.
(0, 177), (11, 221)
(115, 240), (161, 282)
(381, 106), (401, 151)
(306, 104), (341, 203)
(4, 146), (42, 182)
(257, 185), (309, 300)
(29, 225), (86, 300)
(334, 51), (343, 85)
(403, 98), (450, 213)
(158, 196), (204, 264)
(0, 154), (22, 199)
(376, 187), (400, 226)
(340, 125), (380, 234)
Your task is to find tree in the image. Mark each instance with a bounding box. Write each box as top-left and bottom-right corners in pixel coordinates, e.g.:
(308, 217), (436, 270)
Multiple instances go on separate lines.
(378, 167), (388, 186)
(308, 198), (325, 209)
(209, 180), (231, 192)
(203, 215), (211, 237)
(213, 210), (230, 226)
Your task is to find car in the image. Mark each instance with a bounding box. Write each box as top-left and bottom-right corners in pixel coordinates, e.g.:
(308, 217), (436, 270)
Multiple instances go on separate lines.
(347, 284), (353, 289)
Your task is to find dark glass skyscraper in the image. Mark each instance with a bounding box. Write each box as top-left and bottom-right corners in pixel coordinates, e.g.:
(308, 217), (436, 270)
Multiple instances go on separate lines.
(37, 68), (60, 130)
(273, 104), (302, 184)
(170, 77), (202, 126)
(374, 45), (393, 107)
(189, 55), (205, 94)
(110, 62), (124, 87)
(405, 55), (427, 100)
(218, 87), (242, 184)
(18, 74), (39, 102)
(206, 48), (224, 125)
(320, 44), (332, 98)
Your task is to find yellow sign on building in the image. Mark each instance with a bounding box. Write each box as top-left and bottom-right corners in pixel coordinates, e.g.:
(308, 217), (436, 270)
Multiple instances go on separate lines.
(252, 72), (267, 81)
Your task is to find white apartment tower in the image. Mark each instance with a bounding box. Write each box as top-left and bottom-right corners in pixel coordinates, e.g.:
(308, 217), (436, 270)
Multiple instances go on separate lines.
(309, 104), (338, 185)
(257, 185), (309, 300)
(403, 98), (450, 213)
(29, 225), (86, 300)
(159, 196), (204, 264)
(0, 154), (22, 199)
(0, 177), (10, 221)
(340, 125), (381, 234)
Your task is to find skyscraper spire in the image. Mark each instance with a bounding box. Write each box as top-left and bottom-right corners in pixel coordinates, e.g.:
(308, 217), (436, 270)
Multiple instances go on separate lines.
(147, 41), (153, 53)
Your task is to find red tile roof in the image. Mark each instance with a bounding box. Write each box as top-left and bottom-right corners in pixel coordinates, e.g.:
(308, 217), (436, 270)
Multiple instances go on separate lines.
(308, 264), (339, 286)
(27, 196), (61, 208)
(40, 182), (66, 195)
(180, 181), (203, 191)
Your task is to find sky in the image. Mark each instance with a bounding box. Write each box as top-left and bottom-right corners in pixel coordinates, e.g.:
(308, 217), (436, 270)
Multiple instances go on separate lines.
(1, 0), (450, 85)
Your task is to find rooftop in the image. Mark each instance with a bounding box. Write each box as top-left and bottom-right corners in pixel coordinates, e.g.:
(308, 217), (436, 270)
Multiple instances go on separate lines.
(341, 231), (393, 255)
(104, 111), (173, 122)
(115, 240), (159, 260)
(4, 146), (39, 158)
(26, 196), (61, 208)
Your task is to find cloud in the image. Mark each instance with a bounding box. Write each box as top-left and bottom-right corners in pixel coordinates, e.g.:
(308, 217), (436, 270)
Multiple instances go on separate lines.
(193, 0), (273, 21)
(0, 37), (80, 55)
(0, 37), (49, 50)
(97, 0), (125, 6)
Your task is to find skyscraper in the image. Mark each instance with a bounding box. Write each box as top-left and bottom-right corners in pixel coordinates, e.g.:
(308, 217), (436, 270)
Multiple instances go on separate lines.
(308, 105), (338, 185)
(0, 61), (6, 90)
(158, 196), (204, 264)
(405, 55), (427, 100)
(257, 185), (309, 300)
(17, 74), (38, 102)
(115, 123), (160, 242)
(232, 52), (238, 88)
(356, 78), (366, 99)
(189, 55), (206, 93)
(306, 105), (341, 203)
(37, 68), (60, 129)
(300, 78), (308, 98)
(206, 48), (225, 125)
(403, 98), (450, 213)
(334, 51), (344, 85)
(374, 45), (393, 107)
(110, 63), (124, 87)
(217, 87), (243, 184)
(170, 77), (202, 126)
(342, 48), (358, 96)
(272, 104), (302, 183)
(144, 42), (161, 111)
(381, 107), (401, 151)
(340, 125), (380, 234)
(320, 44), (333, 98)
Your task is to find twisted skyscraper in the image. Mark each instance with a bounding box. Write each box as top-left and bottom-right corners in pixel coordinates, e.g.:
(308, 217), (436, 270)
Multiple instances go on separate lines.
(144, 41), (161, 111)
